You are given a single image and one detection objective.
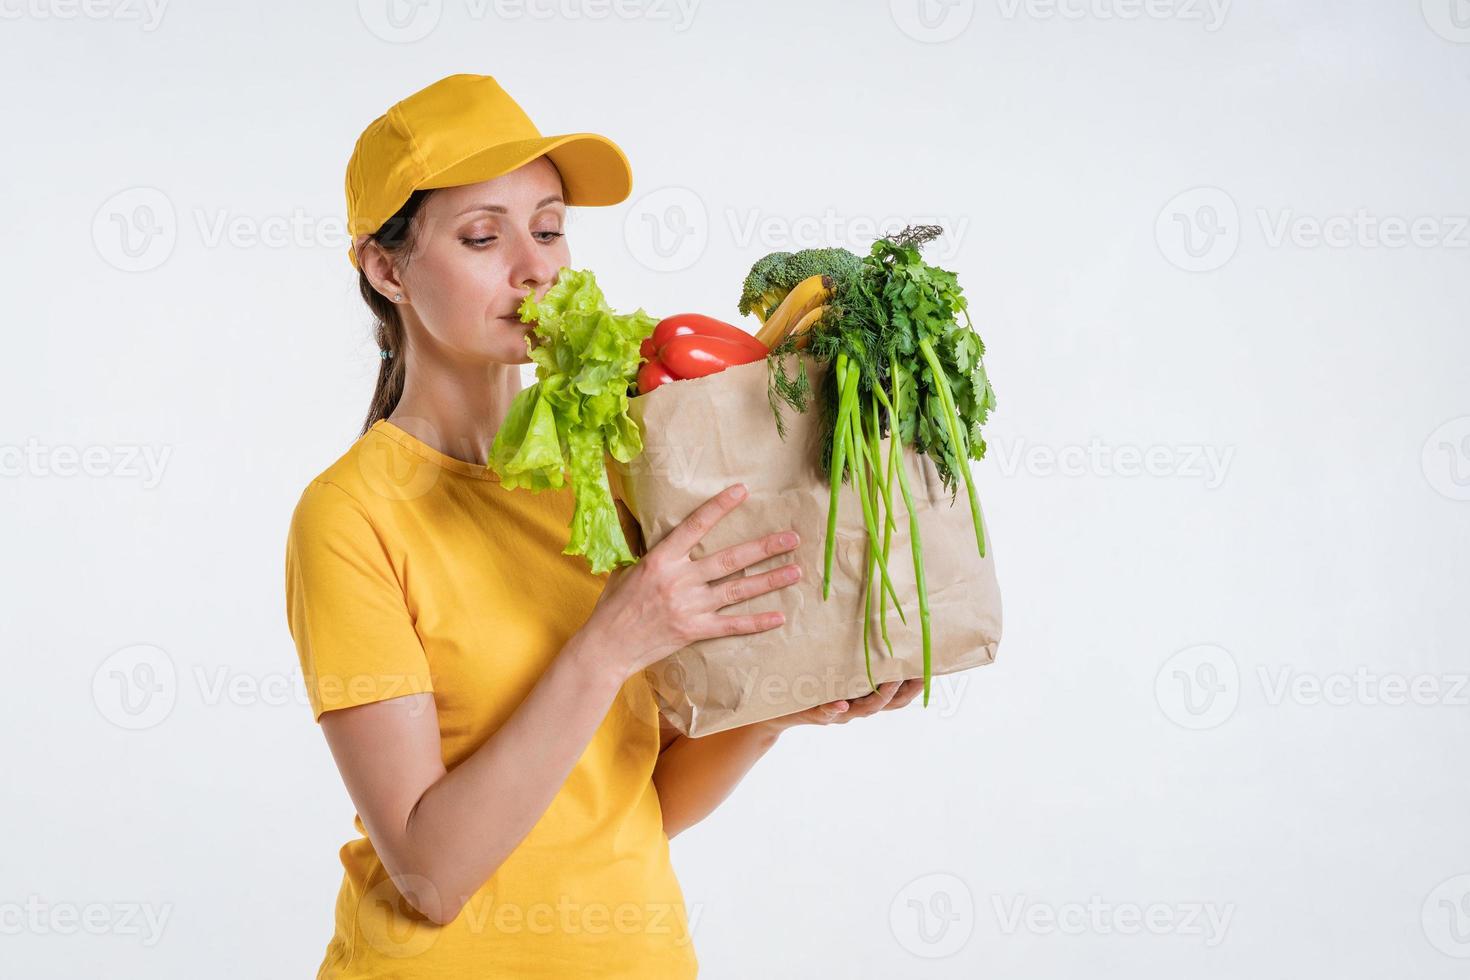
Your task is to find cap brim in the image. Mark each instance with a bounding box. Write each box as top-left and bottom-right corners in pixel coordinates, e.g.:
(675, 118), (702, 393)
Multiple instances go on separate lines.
(420, 132), (632, 206)
(347, 132), (632, 269)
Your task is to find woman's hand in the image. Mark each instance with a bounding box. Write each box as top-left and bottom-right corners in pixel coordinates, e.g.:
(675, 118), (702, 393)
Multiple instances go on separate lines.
(578, 482), (802, 684)
(761, 678), (926, 733)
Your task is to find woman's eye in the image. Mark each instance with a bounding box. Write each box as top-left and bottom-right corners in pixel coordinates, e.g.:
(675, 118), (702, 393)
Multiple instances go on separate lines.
(461, 236), (496, 247)
(534, 230), (565, 243)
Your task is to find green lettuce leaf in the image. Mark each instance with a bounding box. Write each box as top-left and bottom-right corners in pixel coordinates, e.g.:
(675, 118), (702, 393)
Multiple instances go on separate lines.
(488, 269), (656, 574)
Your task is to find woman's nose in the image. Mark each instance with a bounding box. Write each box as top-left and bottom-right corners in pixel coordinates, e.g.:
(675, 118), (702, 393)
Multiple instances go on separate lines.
(509, 236), (559, 293)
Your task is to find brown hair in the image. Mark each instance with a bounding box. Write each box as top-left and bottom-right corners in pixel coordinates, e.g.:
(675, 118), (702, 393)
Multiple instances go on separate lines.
(358, 189), (433, 436)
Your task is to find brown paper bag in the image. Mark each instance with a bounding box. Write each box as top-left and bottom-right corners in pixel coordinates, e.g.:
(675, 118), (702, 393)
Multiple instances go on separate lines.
(609, 353), (1002, 737)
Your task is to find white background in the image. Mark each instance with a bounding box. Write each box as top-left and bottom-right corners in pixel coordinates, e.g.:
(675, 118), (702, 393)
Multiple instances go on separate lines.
(4, 0), (1469, 976)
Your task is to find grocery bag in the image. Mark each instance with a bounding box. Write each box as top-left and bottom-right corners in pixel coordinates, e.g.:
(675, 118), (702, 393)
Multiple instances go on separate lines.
(609, 353), (1002, 737)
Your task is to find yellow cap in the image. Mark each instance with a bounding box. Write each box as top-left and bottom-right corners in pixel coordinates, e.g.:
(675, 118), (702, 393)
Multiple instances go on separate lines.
(344, 73), (632, 269)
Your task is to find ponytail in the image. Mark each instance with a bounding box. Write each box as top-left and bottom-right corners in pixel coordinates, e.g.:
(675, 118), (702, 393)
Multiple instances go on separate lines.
(357, 189), (432, 436)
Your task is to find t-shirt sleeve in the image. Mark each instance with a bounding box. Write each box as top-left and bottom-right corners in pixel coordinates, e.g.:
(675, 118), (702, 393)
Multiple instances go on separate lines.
(284, 479), (434, 721)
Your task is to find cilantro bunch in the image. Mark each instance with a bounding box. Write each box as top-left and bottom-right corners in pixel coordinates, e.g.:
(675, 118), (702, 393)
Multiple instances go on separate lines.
(873, 231), (996, 523)
(488, 268), (656, 574)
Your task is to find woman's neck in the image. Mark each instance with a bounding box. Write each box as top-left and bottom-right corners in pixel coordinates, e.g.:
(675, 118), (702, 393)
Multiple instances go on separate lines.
(387, 357), (524, 467)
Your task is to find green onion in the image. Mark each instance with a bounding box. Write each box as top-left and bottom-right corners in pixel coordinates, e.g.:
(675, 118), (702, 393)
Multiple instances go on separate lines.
(878, 353), (933, 705)
(821, 354), (853, 599)
(844, 363), (905, 618)
(917, 337), (986, 558)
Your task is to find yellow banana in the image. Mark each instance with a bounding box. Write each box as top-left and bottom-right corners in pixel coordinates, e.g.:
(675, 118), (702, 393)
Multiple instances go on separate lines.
(788, 304), (828, 349)
(754, 275), (833, 348)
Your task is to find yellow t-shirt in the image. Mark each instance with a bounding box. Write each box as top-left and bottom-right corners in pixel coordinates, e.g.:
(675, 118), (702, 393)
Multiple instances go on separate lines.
(284, 419), (698, 979)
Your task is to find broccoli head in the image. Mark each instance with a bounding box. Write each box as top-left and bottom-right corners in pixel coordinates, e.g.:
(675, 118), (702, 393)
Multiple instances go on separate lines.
(737, 251), (792, 320)
(737, 247), (863, 321)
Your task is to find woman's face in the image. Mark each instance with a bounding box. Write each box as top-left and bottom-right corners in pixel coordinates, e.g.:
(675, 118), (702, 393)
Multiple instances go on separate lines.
(388, 157), (570, 366)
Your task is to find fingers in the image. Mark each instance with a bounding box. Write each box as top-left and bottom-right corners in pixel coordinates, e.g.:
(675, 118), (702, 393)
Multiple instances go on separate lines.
(814, 700), (849, 721)
(790, 679), (924, 728)
(709, 562), (802, 611)
(656, 484), (749, 559)
(693, 529), (800, 582)
(882, 678), (925, 710)
(842, 681), (902, 720)
(694, 608), (787, 642)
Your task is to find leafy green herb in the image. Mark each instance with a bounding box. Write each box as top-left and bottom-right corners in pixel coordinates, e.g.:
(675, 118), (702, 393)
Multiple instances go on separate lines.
(750, 226), (996, 704)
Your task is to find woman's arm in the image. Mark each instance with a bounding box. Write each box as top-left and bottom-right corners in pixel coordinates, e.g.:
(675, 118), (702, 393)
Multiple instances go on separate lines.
(652, 716), (782, 839)
(319, 632), (624, 926)
(651, 678), (925, 837)
(316, 483), (802, 925)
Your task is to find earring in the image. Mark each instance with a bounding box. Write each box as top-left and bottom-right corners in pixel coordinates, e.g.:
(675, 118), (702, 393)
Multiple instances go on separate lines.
(393, 293), (403, 303)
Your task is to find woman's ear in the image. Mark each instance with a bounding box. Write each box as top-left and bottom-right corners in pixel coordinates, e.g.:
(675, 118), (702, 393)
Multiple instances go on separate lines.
(358, 239), (406, 303)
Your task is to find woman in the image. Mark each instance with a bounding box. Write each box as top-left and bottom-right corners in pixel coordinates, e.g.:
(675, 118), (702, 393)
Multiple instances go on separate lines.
(285, 73), (923, 979)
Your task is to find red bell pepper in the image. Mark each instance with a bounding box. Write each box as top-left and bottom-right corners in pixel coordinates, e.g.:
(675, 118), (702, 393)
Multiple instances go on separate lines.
(636, 313), (769, 394)
(659, 334), (764, 380)
(650, 314), (769, 359)
(636, 358), (679, 395)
